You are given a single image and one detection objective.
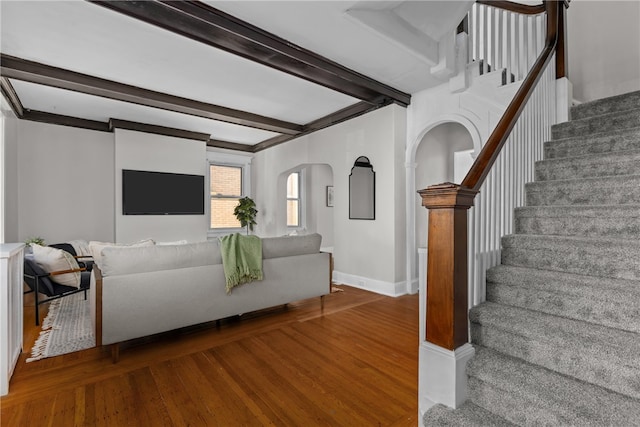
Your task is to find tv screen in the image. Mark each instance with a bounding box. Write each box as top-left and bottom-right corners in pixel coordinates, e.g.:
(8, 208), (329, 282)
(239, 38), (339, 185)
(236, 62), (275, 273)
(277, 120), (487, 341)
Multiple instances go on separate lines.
(122, 169), (205, 215)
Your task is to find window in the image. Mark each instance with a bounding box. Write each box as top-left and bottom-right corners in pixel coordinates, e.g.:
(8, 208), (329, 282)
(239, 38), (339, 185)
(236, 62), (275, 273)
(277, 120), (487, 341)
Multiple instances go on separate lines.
(286, 172), (301, 227)
(210, 164), (243, 229)
(207, 152), (252, 235)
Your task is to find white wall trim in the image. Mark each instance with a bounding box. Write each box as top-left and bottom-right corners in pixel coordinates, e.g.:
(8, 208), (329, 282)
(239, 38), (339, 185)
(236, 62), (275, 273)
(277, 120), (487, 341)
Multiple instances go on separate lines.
(419, 342), (475, 418)
(333, 270), (407, 297)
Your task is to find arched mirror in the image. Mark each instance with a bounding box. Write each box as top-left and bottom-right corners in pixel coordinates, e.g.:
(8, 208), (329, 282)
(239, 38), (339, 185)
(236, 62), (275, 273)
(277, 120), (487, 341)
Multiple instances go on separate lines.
(349, 156), (375, 220)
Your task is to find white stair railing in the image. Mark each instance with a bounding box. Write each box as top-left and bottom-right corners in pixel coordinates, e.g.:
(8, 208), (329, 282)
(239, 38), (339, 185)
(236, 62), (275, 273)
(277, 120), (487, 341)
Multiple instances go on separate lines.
(468, 2), (547, 82)
(468, 55), (557, 308)
(464, 2), (557, 306)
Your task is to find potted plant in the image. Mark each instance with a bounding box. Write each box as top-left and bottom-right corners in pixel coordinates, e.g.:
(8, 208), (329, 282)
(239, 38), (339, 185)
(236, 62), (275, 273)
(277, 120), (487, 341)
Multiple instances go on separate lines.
(24, 236), (45, 254)
(233, 196), (258, 235)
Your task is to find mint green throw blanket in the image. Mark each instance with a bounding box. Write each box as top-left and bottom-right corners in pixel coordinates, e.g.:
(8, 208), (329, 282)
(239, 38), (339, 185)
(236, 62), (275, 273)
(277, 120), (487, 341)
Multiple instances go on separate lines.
(218, 233), (263, 294)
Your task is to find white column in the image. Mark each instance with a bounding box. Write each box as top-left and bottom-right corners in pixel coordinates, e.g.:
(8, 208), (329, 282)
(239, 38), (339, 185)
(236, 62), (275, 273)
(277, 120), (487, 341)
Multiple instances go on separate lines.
(405, 161), (418, 295)
(1, 243), (24, 396)
(556, 77), (573, 123)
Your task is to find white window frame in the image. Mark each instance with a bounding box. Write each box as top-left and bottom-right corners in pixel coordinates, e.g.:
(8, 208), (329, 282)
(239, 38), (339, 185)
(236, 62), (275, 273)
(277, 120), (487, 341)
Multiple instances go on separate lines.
(206, 151), (252, 238)
(286, 169), (306, 230)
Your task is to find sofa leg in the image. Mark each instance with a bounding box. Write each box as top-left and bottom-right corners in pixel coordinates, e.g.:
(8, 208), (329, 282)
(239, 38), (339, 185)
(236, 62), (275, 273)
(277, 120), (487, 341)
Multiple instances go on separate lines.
(321, 295), (325, 312)
(111, 343), (120, 364)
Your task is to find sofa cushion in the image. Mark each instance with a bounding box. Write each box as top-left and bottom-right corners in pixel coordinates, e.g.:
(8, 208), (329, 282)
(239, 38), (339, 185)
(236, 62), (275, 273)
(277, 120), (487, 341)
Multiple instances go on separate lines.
(31, 244), (81, 288)
(262, 233), (322, 259)
(89, 239), (155, 270)
(100, 241), (222, 277)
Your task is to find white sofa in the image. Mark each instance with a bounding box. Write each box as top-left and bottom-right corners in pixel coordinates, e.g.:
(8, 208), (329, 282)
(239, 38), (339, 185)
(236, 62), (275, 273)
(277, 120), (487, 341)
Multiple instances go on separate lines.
(90, 234), (330, 360)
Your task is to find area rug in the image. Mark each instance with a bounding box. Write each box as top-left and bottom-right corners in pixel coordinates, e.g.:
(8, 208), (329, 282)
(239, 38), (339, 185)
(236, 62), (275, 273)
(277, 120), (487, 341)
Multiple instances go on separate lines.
(27, 292), (95, 362)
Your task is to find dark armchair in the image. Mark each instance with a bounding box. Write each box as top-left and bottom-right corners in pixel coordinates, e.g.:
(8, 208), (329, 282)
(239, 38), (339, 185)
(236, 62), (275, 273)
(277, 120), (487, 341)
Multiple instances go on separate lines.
(23, 257), (91, 325)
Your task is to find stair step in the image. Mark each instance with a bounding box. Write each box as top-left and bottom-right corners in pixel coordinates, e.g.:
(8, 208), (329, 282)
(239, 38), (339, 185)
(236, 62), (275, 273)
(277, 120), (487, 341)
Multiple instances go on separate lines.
(422, 402), (515, 427)
(525, 174), (640, 206)
(501, 234), (640, 281)
(514, 205), (640, 239)
(486, 265), (640, 333)
(467, 347), (640, 426)
(552, 108), (640, 140)
(535, 149), (640, 181)
(470, 302), (640, 399)
(571, 90), (640, 121)
(544, 126), (640, 159)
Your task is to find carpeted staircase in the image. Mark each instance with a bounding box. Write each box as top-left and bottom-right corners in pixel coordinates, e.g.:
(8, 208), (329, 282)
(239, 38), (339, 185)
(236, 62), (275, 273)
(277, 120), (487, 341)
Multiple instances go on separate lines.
(423, 90), (640, 426)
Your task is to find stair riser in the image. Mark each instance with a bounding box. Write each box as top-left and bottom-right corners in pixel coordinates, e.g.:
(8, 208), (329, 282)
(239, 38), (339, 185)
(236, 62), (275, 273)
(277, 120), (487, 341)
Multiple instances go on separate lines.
(502, 242), (640, 281)
(571, 91), (640, 121)
(486, 283), (640, 334)
(514, 215), (640, 239)
(535, 158), (640, 181)
(526, 179), (640, 206)
(552, 109), (640, 140)
(470, 324), (640, 399)
(544, 128), (640, 159)
(467, 348), (640, 426)
(468, 378), (559, 426)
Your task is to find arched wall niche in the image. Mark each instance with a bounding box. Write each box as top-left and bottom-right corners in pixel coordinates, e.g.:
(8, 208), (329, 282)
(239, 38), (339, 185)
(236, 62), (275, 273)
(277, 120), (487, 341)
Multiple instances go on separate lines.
(414, 122), (474, 248)
(404, 115), (481, 293)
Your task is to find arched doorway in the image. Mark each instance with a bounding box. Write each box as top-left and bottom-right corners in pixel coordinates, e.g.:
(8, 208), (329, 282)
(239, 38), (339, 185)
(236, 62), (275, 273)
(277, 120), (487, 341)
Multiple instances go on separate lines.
(405, 117), (481, 295)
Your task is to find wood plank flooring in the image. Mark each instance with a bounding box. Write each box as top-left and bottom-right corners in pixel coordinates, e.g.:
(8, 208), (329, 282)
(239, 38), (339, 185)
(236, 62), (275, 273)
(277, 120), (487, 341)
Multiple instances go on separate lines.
(1, 285), (419, 426)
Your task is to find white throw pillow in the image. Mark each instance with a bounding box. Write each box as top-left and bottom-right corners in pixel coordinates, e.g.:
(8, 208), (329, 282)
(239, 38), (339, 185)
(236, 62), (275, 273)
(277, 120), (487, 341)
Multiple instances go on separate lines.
(31, 244), (81, 288)
(68, 239), (92, 257)
(89, 239), (155, 270)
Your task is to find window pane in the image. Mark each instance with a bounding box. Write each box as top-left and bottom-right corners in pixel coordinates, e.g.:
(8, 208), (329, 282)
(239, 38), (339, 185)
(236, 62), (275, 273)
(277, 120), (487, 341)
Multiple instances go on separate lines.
(211, 198), (241, 229)
(286, 172), (299, 198)
(287, 200), (299, 227)
(210, 165), (242, 196)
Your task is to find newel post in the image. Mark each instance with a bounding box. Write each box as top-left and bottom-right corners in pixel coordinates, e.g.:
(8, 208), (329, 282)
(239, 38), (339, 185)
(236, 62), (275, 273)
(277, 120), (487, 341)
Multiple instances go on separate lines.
(419, 182), (477, 348)
(417, 182), (477, 413)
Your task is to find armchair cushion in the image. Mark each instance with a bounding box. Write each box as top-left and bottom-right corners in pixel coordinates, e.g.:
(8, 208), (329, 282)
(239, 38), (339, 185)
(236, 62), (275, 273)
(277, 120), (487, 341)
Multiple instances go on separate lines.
(31, 244), (81, 288)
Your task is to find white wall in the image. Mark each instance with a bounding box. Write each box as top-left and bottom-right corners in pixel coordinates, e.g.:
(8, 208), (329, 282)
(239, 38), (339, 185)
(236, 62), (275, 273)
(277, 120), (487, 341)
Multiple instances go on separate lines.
(568, 0), (640, 103)
(252, 105), (407, 295)
(16, 121), (114, 244)
(1, 100), (19, 244)
(306, 164), (334, 248)
(114, 129), (207, 243)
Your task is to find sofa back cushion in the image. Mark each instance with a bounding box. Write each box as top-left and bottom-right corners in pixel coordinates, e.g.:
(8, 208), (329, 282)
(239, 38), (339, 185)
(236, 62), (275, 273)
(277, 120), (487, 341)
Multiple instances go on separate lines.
(100, 241), (221, 277)
(89, 239), (155, 270)
(262, 233), (322, 259)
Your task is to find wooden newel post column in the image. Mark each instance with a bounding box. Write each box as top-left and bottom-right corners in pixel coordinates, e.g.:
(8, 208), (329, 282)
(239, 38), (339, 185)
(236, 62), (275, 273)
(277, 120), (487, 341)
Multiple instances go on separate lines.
(418, 183), (478, 350)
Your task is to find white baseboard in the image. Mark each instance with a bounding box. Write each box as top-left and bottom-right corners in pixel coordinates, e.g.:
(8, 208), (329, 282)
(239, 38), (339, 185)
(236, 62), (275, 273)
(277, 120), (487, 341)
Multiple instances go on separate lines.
(333, 270), (407, 297)
(407, 277), (419, 295)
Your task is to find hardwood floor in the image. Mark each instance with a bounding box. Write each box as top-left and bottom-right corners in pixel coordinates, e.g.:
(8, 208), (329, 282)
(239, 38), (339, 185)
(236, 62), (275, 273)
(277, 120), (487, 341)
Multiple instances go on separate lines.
(1, 286), (419, 426)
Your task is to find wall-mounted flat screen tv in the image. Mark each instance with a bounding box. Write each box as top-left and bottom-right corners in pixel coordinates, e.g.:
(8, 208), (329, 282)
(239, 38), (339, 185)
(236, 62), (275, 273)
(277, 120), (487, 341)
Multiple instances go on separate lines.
(122, 169), (205, 215)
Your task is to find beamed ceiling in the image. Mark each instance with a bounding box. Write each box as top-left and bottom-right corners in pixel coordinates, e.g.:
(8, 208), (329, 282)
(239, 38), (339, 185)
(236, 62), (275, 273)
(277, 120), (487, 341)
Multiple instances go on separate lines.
(0, 1), (469, 152)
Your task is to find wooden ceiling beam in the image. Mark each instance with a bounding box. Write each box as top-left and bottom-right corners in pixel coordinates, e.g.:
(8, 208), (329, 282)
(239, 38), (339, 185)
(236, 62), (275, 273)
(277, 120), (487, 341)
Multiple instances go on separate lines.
(0, 78), (24, 117)
(22, 110), (111, 132)
(109, 119), (211, 141)
(252, 100), (392, 152)
(0, 54), (303, 135)
(89, 0), (411, 107)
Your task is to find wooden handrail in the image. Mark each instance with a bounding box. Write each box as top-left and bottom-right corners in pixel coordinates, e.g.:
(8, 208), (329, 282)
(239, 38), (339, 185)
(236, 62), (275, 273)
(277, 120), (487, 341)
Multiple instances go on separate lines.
(462, 0), (559, 191)
(476, 0), (545, 15)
